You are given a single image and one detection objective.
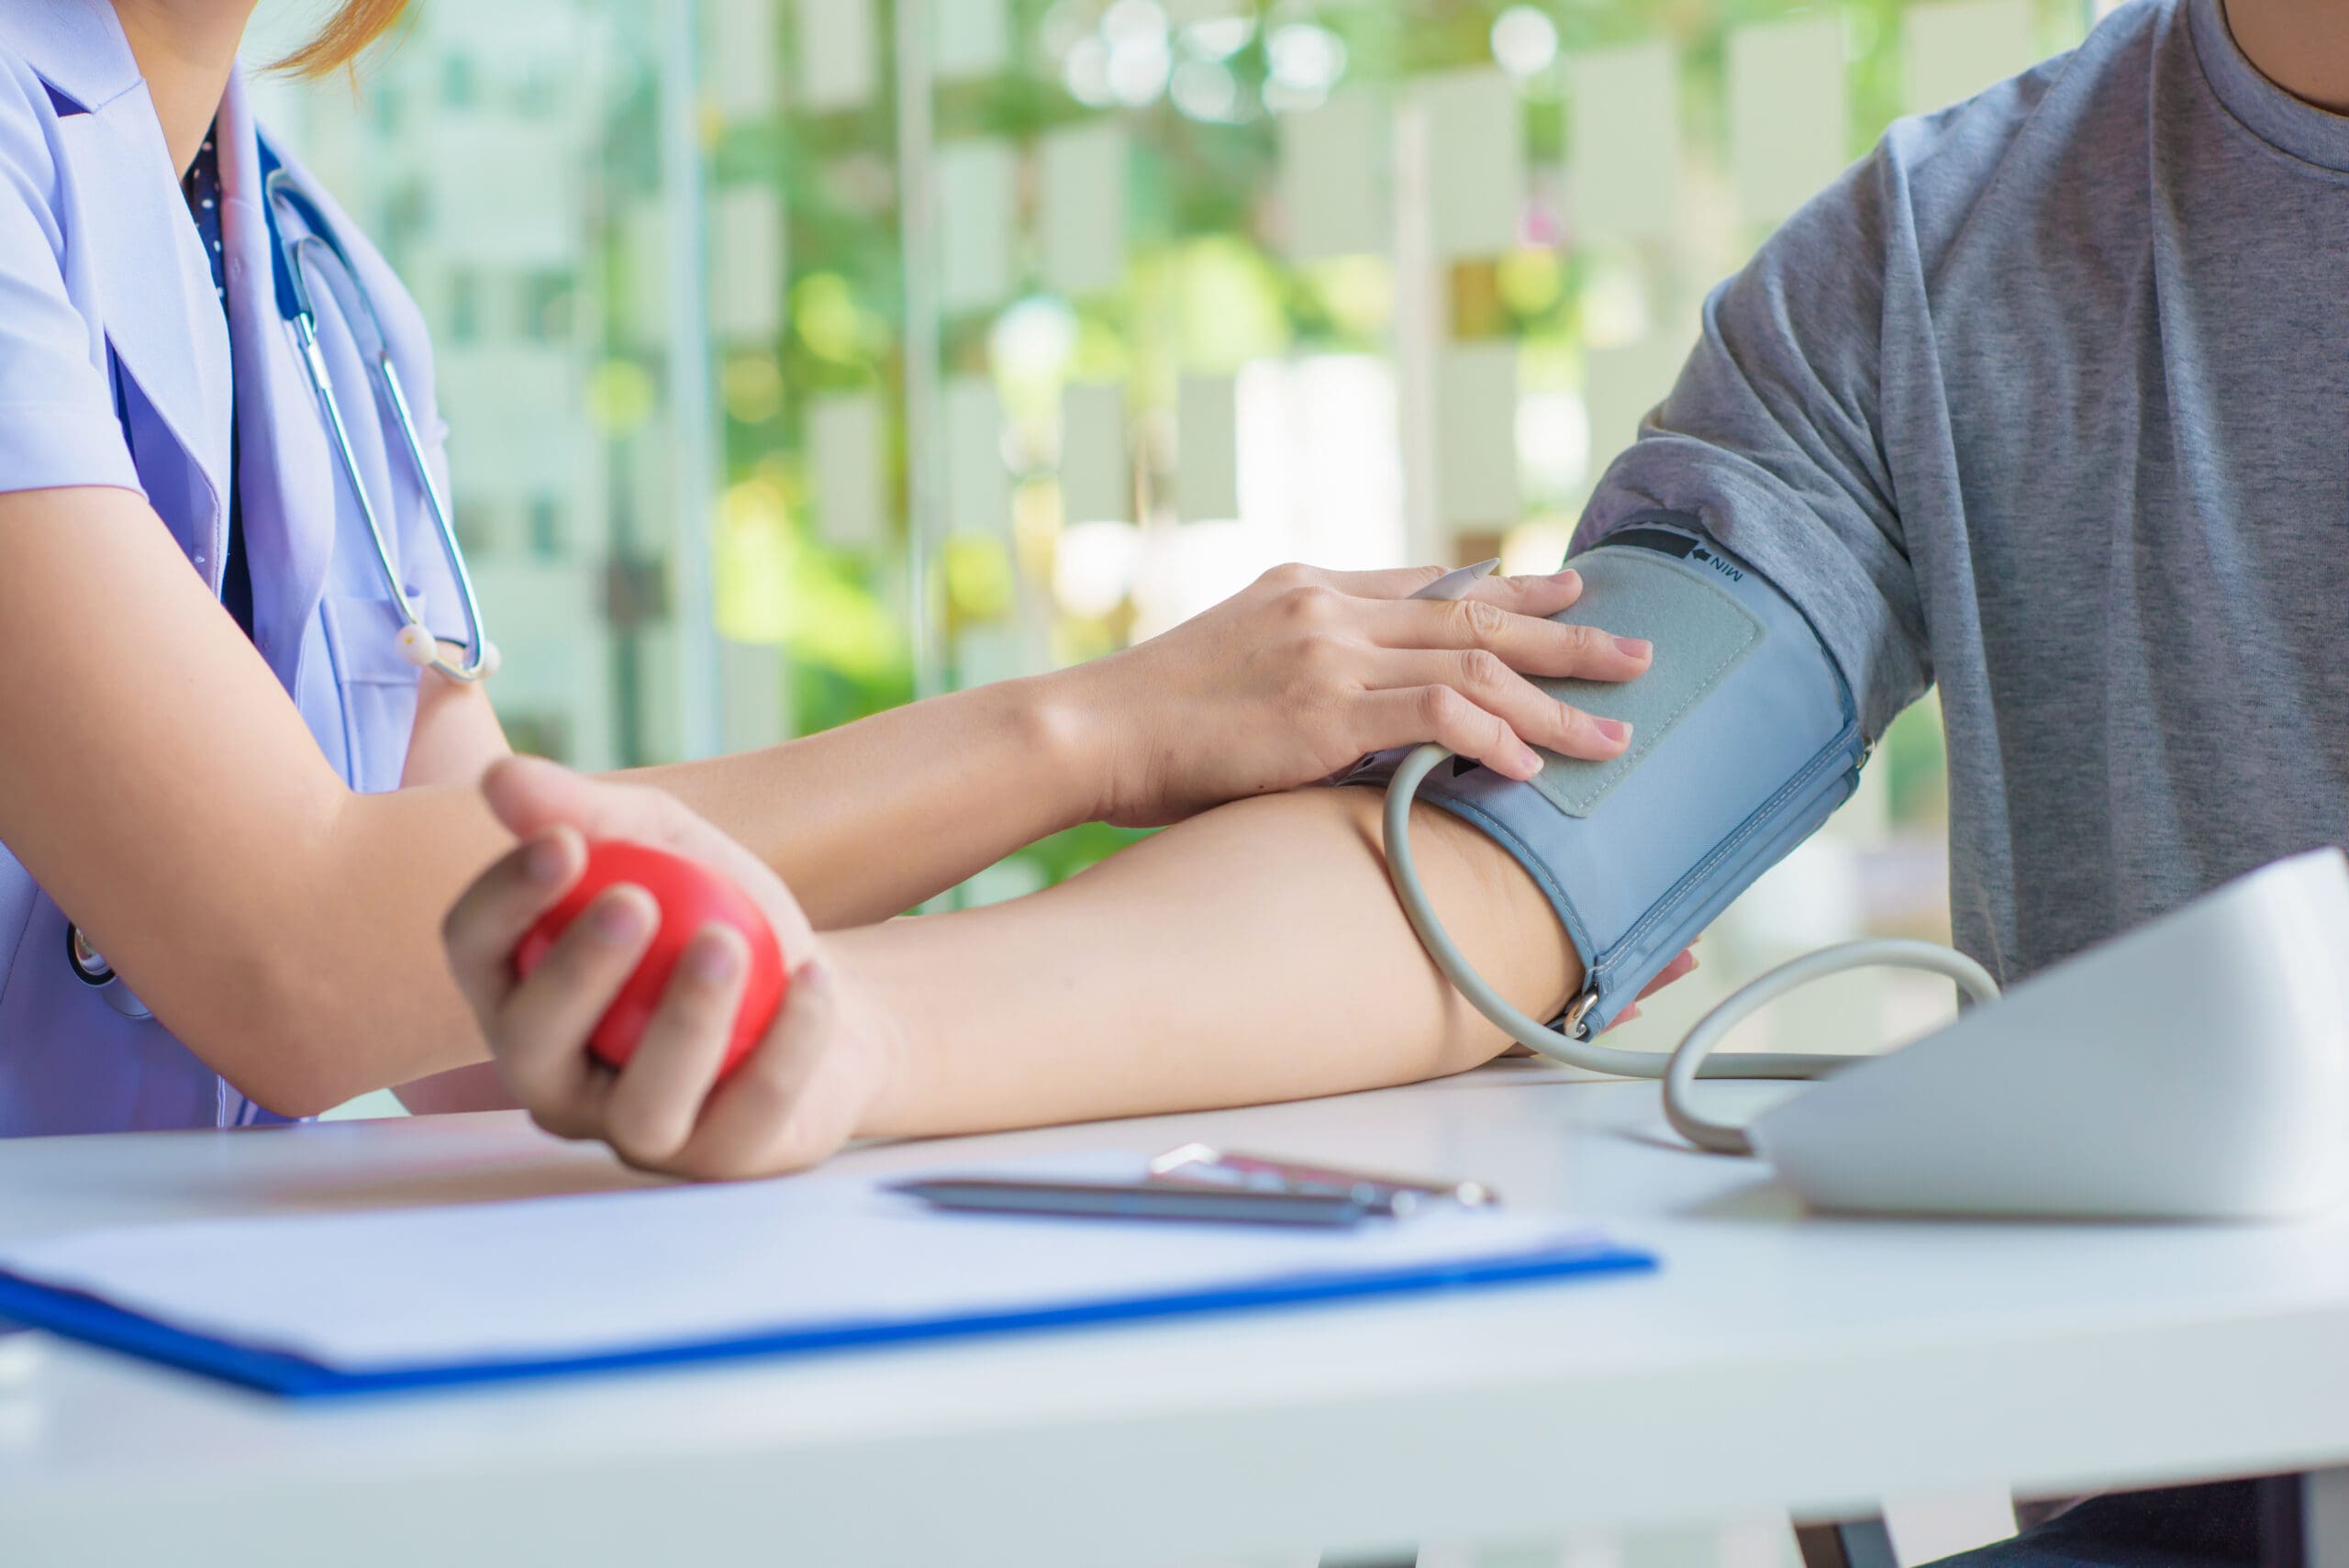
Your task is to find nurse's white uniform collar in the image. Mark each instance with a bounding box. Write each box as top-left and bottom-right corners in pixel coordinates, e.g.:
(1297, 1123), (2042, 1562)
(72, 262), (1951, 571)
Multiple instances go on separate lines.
(0, 0), (144, 116)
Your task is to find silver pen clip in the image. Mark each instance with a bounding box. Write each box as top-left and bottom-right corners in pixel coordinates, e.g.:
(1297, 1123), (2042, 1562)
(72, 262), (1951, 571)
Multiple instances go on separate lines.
(1409, 558), (1502, 603)
(1146, 1143), (1498, 1218)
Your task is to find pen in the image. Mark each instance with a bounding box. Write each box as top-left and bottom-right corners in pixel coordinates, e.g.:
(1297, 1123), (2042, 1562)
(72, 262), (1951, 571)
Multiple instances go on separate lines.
(1410, 558), (1501, 602)
(887, 1177), (1373, 1228)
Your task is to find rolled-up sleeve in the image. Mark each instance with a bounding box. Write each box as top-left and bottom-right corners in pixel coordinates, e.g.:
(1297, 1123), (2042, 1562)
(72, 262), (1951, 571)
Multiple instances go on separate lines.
(1575, 147), (1931, 743)
(0, 61), (139, 498)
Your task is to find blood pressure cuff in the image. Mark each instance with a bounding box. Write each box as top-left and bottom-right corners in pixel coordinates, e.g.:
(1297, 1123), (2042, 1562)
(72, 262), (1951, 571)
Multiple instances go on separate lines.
(1343, 515), (1865, 1039)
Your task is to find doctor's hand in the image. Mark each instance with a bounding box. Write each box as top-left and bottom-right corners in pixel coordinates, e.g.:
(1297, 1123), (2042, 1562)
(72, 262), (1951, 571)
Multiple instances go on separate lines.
(1050, 562), (1653, 828)
(441, 757), (902, 1180)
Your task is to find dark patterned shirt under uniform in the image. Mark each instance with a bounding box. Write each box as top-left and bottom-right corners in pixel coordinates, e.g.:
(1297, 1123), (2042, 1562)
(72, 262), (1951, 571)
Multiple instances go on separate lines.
(182, 123), (253, 639)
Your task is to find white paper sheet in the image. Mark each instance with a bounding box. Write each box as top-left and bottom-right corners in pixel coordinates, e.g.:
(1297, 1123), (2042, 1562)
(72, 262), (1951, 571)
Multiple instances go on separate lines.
(934, 0), (1011, 83)
(620, 201), (670, 342)
(437, 346), (582, 496)
(1726, 15), (1847, 227)
(938, 139), (1021, 316)
(468, 558), (618, 768)
(1435, 342), (1521, 528)
(1175, 373), (1240, 522)
(0, 1155), (1606, 1372)
(707, 0), (782, 120)
(1903, 0), (2035, 115)
(1584, 328), (1691, 471)
(424, 116), (576, 267)
(943, 376), (1014, 540)
(953, 622), (1030, 688)
(1280, 89), (1386, 261)
(719, 637), (790, 751)
(1566, 41), (1679, 244)
(709, 183), (786, 343)
(1040, 120), (1128, 296)
(795, 0), (877, 113)
(1419, 68), (1522, 260)
(809, 390), (888, 549)
(1060, 382), (1131, 524)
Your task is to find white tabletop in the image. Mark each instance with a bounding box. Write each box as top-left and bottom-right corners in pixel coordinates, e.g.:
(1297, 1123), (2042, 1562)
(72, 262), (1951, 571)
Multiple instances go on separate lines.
(3, 1063), (2347, 1568)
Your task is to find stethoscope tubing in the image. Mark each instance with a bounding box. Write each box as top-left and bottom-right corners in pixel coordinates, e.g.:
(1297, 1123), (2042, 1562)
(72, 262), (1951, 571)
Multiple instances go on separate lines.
(266, 170), (496, 684)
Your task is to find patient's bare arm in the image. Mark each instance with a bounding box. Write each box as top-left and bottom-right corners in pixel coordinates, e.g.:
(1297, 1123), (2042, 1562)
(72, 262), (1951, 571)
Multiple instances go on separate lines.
(840, 784), (1583, 1140)
(444, 760), (1631, 1177)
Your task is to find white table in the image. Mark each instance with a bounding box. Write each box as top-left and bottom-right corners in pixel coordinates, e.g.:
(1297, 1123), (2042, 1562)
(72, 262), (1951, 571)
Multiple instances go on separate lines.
(3, 1062), (2348, 1568)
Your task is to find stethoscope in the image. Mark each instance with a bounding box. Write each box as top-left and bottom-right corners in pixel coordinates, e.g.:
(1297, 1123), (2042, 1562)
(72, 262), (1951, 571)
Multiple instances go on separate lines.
(261, 144), (498, 684)
(69, 145), (505, 1023)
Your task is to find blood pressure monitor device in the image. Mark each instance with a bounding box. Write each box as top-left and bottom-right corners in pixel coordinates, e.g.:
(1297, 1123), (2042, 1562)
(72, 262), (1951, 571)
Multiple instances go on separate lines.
(1740, 849), (2349, 1219)
(1364, 517), (2349, 1220)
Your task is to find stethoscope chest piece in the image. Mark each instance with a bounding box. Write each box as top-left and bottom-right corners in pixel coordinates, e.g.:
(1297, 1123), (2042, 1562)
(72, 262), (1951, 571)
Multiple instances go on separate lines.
(66, 924), (155, 1021)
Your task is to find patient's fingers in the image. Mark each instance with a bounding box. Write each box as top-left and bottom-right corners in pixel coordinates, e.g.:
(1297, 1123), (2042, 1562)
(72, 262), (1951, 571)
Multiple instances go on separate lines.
(1366, 650), (1633, 766)
(1365, 595), (1653, 684)
(492, 884), (653, 1118)
(602, 925), (748, 1171)
(441, 825), (584, 1013)
(1595, 951), (1699, 1033)
(674, 959), (843, 1180)
(1638, 947), (1698, 999)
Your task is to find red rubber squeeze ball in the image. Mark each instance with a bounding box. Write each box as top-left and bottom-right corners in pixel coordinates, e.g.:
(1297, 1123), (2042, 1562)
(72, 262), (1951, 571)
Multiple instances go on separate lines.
(513, 840), (788, 1079)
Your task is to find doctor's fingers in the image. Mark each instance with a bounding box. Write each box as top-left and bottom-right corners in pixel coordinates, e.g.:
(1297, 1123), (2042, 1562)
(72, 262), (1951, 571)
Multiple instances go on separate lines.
(1363, 596), (1652, 684)
(600, 926), (749, 1172)
(1361, 651), (1634, 767)
(489, 884), (658, 1115)
(671, 962), (847, 1181)
(441, 827), (588, 1014)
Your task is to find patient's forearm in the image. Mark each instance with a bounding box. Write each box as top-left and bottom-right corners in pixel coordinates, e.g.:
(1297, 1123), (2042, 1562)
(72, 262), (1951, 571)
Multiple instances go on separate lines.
(841, 785), (1579, 1138)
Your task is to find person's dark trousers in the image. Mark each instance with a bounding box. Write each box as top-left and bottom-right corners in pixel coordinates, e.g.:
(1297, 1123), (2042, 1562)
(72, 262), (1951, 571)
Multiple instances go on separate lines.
(1925, 1483), (2261, 1568)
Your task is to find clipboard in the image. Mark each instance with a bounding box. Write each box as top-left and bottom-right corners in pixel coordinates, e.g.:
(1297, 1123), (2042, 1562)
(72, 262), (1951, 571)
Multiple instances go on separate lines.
(0, 1154), (1653, 1399)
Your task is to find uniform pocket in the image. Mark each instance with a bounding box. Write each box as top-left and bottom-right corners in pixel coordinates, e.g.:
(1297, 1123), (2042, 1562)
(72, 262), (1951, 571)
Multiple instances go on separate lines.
(323, 589), (428, 795)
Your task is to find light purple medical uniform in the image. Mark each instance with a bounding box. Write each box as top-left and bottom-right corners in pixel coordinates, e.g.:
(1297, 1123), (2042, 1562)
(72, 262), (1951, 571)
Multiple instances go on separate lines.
(0, 6), (470, 1134)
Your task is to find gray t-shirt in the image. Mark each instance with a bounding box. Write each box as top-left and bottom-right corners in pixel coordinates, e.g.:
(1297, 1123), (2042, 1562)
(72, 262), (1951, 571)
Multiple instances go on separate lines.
(1578, 0), (2349, 984)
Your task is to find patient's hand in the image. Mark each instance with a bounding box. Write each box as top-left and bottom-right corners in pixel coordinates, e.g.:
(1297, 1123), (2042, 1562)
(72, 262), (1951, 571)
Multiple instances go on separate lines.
(1056, 562), (1653, 827)
(440, 757), (901, 1180)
